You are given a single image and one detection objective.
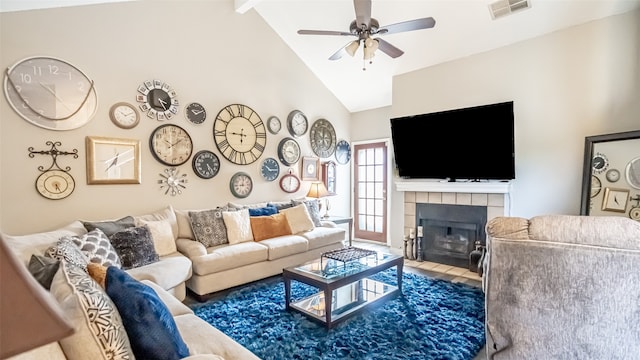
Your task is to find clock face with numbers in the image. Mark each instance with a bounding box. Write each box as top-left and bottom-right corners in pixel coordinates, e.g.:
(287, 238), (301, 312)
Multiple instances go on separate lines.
(185, 102), (207, 124)
(192, 150), (220, 179)
(260, 157), (280, 182)
(230, 172), (253, 198)
(136, 79), (179, 121)
(310, 118), (336, 158)
(213, 104), (266, 165)
(149, 124), (193, 166)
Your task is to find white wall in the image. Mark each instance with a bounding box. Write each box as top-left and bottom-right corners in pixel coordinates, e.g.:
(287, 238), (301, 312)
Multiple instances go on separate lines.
(0, 1), (351, 234)
(350, 10), (640, 251)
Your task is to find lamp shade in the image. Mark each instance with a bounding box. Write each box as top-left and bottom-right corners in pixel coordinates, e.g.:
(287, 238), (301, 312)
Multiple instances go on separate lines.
(306, 182), (330, 199)
(363, 38), (379, 61)
(345, 40), (360, 57)
(0, 234), (74, 359)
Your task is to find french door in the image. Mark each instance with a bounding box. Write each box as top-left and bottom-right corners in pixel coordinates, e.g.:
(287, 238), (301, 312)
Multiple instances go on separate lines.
(353, 141), (388, 243)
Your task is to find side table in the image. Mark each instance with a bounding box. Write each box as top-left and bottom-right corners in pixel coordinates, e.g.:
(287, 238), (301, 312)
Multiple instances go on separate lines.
(323, 216), (353, 246)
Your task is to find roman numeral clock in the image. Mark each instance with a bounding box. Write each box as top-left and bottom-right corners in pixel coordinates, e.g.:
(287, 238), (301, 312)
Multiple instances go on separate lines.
(213, 104), (266, 165)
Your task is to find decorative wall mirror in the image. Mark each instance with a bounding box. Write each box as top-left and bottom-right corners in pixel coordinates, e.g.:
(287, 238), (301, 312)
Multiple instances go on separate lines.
(580, 130), (640, 220)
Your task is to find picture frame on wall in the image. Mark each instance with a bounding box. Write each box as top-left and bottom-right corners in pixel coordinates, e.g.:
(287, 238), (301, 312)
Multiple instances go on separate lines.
(301, 156), (320, 181)
(85, 136), (141, 184)
(580, 130), (640, 217)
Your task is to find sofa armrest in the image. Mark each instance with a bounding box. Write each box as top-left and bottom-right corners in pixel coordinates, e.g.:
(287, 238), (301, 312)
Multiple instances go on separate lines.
(141, 280), (193, 317)
(177, 238), (207, 258)
(319, 221), (337, 228)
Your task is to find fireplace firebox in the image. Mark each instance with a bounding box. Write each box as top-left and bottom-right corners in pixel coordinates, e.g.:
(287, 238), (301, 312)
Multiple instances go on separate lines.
(415, 203), (486, 268)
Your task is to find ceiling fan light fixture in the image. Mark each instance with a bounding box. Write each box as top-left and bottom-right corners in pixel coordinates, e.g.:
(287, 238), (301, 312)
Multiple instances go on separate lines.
(345, 40), (360, 57)
(363, 38), (379, 61)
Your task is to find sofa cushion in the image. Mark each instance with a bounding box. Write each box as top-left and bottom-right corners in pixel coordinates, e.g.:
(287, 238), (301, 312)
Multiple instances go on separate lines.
(28, 254), (59, 290)
(45, 238), (89, 271)
(301, 226), (347, 250)
(63, 228), (122, 268)
(189, 208), (229, 247)
(281, 204), (315, 234)
(259, 235), (309, 260)
(247, 205), (278, 216)
(109, 226), (159, 270)
(135, 218), (178, 256)
(293, 198), (323, 227)
(191, 242), (268, 275)
(50, 260), (134, 360)
(268, 200), (295, 211)
(227, 202), (268, 209)
(82, 216), (135, 237)
(250, 213), (292, 241)
(105, 266), (190, 359)
(222, 208), (254, 244)
(126, 252), (193, 292)
(134, 205), (179, 241)
(2, 220), (87, 265)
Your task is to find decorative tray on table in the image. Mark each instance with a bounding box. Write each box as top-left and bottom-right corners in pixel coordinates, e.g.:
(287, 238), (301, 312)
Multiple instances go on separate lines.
(319, 246), (378, 276)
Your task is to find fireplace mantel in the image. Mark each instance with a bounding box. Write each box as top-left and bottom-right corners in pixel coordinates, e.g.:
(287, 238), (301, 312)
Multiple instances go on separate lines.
(395, 179), (512, 194)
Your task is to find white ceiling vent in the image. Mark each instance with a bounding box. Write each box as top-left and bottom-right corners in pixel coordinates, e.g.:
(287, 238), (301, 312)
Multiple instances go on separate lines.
(489, 0), (531, 20)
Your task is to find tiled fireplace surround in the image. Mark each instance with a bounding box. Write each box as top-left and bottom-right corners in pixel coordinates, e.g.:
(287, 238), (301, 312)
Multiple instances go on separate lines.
(398, 181), (510, 268)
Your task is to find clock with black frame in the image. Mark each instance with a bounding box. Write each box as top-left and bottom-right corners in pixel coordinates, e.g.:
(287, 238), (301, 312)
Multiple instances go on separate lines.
(136, 79), (179, 121)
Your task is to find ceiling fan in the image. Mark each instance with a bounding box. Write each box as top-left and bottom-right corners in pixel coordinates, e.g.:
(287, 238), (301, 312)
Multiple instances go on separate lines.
(297, 0), (436, 67)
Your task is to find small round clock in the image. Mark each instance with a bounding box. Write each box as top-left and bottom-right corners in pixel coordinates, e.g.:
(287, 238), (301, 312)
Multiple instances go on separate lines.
(136, 79), (179, 121)
(109, 102), (140, 129)
(36, 170), (75, 200)
(287, 110), (308, 137)
(213, 104), (267, 165)
(230, 172), (253, 198)
(592, 152), (609, 174)
(626, 156), (640, 190)
(335, 139), (351, 165)
(149, 124), (194, 166)
(310, 118), (337, 158)
(267, 116), (281, 135)
(605, 169), (620, 183)
(277, 137), (301, 166)
(4, 56), (98, 130)
(192, 150), (220, 179)
(260, 157), (280, 182)
(630, 207), (640, 221)
(185, 102), (207, 124)
(280, 170), (301, 193)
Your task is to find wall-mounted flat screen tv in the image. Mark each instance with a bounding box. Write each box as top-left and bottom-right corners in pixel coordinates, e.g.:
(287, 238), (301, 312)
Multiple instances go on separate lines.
(390, 101), (515, 181)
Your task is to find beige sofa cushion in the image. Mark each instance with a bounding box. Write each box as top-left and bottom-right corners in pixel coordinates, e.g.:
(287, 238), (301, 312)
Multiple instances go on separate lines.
(191, 242), (268, 275)
(2, 221), (87, 265)
(301, 226), (347, 250)
(259, 235), (309, 260)
(126, 252), (192, 291)
(134, 205), (179, 241)
(222, 209), (254, 244)
(281, 204), (315, 234)
(135, 218), (177, 256)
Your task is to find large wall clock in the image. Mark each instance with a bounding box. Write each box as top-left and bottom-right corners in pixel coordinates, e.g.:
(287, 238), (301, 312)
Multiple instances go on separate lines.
(213, 104), (266, 165)
(149, 124), (193, 166)
(4, 56), (98, 130)
(136, 79), (179, 121)
(309, 118), (336, 158)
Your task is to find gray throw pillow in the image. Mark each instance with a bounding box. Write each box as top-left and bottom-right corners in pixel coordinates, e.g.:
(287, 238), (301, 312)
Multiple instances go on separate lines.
(109, 226), (159, 270)
(28, 254), (60, 290)
(294, 199), (323, 227)
(189, 208), (229, 247)
(63, 228), (122, 268)
(82, 216), (135, 237)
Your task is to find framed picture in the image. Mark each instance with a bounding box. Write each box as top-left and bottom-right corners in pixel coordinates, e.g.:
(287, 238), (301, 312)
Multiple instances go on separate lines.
(601, 188), (629, 212)
(580, 130), (640, 217)
(301, 156), (320, 181)
(85, 136), (141, 184)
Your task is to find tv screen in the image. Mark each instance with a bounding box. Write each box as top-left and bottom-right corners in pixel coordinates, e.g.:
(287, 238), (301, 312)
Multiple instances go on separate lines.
(390, 101), (515, 181)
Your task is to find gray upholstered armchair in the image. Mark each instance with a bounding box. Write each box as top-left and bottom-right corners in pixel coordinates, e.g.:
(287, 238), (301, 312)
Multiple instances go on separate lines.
(484, 215), (640, 359)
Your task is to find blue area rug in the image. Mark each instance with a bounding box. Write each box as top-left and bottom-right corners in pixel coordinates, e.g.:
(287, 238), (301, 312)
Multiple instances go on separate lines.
(191, 270), (485, 360)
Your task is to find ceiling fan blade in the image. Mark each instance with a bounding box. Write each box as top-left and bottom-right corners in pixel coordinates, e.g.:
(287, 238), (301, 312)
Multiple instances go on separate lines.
(377, 17), (436, 35)
(353, 0), (372, 29)
(376, 38), (404, 58)
(298, 29), (355, 36)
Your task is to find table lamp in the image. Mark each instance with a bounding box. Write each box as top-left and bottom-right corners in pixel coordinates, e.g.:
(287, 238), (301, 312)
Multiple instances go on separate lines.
(306, 182), (332, 218)
(0, 234), (74, 359)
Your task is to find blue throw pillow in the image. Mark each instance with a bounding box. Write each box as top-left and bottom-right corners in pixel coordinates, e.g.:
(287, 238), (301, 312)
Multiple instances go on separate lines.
(248, 205), (278, 216)
(105, 266), (190, 359)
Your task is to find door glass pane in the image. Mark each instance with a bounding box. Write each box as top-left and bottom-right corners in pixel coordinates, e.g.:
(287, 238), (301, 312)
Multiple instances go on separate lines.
(374, 216), (383, 232)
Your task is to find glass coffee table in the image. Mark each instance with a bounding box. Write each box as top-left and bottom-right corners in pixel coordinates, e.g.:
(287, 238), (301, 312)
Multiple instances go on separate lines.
(283, 248), (403, 329)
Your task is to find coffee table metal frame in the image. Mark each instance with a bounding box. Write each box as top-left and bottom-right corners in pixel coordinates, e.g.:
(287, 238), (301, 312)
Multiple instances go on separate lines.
(283, 253), (403, 329)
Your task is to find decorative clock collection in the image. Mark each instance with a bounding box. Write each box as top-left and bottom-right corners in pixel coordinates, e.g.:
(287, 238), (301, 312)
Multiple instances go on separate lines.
(4, 56), (350, 200)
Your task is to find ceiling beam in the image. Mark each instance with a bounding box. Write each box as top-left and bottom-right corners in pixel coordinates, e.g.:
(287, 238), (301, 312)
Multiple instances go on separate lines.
(234, 0), (262, 14)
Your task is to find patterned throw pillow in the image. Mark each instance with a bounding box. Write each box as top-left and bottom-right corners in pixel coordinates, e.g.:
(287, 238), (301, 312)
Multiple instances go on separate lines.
(63, 228), (122, 268)
(82, 216), (136, 237)
(189, 208), (229, 247)
(45, 237), (89, 271)
(293, 199), (323, 227)
(50, 260), (135, 360)
(109, 226), (159, 270)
